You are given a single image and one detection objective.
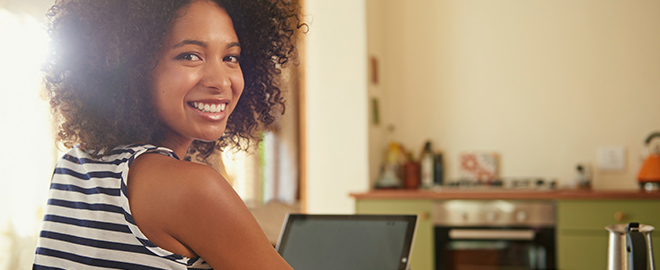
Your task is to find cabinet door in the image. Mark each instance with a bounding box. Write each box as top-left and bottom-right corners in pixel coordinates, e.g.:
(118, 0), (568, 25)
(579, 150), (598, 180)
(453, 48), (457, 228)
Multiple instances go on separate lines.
(356, 199), (433, 270)
(557, 200), (660, 270)
(557, 234), (608, 270)
(557, 200), (660, 230)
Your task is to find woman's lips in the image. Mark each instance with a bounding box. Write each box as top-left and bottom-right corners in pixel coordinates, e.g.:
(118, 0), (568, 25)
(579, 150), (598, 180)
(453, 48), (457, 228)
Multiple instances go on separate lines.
(191, 101), (227, 113)
(189, 101), (228, 121)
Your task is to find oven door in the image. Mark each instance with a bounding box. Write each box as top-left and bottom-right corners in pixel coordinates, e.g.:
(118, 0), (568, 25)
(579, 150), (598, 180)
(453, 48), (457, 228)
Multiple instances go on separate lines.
(435, 226), (556, 270)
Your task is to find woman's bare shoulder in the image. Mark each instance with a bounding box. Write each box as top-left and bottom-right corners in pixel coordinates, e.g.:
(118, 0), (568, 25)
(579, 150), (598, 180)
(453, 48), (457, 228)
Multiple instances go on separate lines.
(129, 152), (238, 209)
(126, 153), (234, 257)
(128, 153), (232, 209)
(130, 153), (220, 181)
(127, 153), (291, 269)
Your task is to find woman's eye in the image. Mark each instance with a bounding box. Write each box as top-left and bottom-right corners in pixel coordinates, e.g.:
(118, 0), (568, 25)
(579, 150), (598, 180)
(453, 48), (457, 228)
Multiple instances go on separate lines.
(224, 55), (240, 64)
(175, 53), (202, 61)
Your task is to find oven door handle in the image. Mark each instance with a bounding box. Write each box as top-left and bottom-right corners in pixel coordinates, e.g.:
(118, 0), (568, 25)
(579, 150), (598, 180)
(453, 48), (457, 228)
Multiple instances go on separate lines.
(448, 229), (536, 240)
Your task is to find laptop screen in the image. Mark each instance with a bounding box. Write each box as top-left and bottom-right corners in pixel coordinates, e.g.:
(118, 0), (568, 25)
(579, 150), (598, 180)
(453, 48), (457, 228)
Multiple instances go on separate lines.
(276, 214), (417, 270)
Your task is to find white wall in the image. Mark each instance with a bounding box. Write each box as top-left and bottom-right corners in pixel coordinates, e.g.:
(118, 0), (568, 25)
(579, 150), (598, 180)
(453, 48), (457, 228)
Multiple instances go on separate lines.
(369, 0), (660, 190)
(304, 0), (369, 213)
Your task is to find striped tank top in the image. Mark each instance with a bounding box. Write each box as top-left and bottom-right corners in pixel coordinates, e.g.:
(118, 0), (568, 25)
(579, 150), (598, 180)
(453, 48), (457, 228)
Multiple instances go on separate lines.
(33, 144), (213, 269)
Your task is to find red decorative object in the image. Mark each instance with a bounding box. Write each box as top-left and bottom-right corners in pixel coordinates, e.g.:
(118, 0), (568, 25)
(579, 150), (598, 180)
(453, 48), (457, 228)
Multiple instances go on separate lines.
(459, 152), (499, 182)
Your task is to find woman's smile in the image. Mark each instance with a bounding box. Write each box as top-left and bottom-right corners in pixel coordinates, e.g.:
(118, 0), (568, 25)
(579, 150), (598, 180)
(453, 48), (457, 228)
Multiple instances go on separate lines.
(189, 100), (229, 121)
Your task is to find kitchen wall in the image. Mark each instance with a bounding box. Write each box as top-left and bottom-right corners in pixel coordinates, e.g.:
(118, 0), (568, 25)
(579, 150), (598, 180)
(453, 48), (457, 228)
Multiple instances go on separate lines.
(368, 0), (660, 190)
(304, 0), (369, 213)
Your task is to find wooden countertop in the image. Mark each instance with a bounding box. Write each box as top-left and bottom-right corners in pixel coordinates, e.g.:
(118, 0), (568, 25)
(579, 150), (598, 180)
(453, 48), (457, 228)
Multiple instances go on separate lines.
(349, 188), (660, 200)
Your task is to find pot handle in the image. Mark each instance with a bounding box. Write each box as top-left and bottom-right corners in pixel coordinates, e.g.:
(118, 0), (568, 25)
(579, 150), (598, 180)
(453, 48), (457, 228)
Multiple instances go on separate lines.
(644, 132), (660, 145)
(626, 222), (648, 270)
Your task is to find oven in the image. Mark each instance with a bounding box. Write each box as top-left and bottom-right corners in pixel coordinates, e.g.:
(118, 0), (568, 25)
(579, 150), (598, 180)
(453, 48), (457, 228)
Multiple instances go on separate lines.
(432, 200), (556, 270)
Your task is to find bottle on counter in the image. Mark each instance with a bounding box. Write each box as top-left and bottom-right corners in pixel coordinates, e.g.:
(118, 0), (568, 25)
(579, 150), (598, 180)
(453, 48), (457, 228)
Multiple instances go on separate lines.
(434, 153), (444, 186)
(576, 163), (591, 189)
(420, 141), (435, 189)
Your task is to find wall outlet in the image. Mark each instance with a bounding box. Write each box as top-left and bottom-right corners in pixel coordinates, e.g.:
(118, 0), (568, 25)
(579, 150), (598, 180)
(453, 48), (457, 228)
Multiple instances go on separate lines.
(597, 146), (626, 171)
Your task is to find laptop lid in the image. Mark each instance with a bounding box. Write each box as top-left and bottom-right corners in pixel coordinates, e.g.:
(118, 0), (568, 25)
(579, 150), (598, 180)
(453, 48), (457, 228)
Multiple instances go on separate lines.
(276, 214), (418, 270)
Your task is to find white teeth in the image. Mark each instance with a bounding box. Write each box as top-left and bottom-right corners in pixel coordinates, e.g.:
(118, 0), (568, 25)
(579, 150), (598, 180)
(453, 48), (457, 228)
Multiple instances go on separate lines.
(192, 102), (226, 113)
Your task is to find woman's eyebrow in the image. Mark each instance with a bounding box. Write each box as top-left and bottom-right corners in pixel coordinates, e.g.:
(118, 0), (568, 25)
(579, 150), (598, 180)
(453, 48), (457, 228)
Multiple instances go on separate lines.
(172, 40), (240, 50)
(172, 39), (207, 49)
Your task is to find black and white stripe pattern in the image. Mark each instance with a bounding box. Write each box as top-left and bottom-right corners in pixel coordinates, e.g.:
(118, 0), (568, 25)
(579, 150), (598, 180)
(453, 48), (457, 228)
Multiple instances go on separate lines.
(33, 144), (213, 269)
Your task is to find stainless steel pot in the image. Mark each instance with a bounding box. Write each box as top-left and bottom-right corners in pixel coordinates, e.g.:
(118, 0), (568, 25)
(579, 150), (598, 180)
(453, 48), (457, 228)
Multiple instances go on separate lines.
(606, 223), (656, 270)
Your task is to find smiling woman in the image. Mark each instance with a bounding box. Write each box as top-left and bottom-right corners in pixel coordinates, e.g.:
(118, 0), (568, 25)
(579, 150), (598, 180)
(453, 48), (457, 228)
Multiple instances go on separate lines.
(148, 3), (245, 156)
(32, 0), (303, 269)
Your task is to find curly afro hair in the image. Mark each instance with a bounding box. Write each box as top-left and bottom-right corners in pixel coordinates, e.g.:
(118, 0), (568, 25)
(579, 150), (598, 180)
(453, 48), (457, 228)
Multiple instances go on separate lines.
(44, 0), (303, 160)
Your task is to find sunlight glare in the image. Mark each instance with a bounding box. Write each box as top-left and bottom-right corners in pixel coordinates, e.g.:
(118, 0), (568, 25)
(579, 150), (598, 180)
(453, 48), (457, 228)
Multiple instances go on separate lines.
(0, 8), (54, 270)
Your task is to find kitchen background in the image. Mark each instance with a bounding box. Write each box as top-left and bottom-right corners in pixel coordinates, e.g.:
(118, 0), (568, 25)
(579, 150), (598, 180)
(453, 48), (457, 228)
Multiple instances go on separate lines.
(366, 0), (660, 191)
(304, 0), (660, 216)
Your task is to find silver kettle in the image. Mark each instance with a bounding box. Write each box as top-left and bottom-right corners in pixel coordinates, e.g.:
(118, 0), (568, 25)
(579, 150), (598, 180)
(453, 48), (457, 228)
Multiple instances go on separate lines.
(606, 222), (656, 270)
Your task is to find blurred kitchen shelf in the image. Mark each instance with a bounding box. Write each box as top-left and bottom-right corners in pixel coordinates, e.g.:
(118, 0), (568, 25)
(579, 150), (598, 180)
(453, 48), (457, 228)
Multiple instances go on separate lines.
(350, 189), (660, 200)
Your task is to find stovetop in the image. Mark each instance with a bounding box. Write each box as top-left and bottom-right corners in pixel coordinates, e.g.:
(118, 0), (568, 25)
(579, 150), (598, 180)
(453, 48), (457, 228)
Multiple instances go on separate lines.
(436, 178), (558, 191)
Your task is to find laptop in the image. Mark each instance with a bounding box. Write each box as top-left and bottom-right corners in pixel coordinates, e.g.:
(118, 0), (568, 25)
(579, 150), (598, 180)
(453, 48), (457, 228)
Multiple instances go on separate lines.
(276, 214), (418, 270)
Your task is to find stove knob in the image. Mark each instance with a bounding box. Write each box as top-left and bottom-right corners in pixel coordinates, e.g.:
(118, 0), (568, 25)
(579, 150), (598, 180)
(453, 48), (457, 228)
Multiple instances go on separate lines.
(516, 211), (527, 222)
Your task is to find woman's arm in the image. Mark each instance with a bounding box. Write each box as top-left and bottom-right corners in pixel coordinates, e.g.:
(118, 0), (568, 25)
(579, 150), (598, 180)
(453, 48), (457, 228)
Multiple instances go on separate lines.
(128, 153), (293, 269)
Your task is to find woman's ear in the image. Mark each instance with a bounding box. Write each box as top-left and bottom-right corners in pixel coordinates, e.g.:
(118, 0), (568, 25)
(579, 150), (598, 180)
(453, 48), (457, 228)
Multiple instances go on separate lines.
(150, 59), (159, 70)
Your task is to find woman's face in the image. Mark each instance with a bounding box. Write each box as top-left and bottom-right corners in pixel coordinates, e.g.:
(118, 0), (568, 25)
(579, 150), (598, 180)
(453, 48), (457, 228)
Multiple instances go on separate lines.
(150, 0), (243, 152)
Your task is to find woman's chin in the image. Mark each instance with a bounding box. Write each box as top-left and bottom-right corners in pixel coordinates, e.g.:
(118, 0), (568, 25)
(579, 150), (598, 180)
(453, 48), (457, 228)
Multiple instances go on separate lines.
(196, 138), (221, 143)
(195, 126), (228, 142)
(196, 131), (226, 143)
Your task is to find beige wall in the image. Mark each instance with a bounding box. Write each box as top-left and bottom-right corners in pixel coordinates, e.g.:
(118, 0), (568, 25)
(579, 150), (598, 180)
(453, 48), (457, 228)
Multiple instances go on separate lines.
(368, 0), (660, 190)
(304, 0), (369, 213)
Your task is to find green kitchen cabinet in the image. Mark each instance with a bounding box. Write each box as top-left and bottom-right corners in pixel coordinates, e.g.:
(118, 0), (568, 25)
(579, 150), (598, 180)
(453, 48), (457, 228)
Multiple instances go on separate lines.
(557, 200), (660, 270)
(355, 199), (434, 270)
(354, 194), (660, 270)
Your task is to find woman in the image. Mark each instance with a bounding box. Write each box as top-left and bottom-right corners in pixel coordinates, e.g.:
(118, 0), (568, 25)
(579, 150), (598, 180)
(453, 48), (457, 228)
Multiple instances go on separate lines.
(33, 0), (302, 269)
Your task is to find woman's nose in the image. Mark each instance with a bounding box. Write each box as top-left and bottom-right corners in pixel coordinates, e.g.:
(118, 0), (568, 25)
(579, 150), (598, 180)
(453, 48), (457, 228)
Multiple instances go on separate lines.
(201, 60), (232, 91)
